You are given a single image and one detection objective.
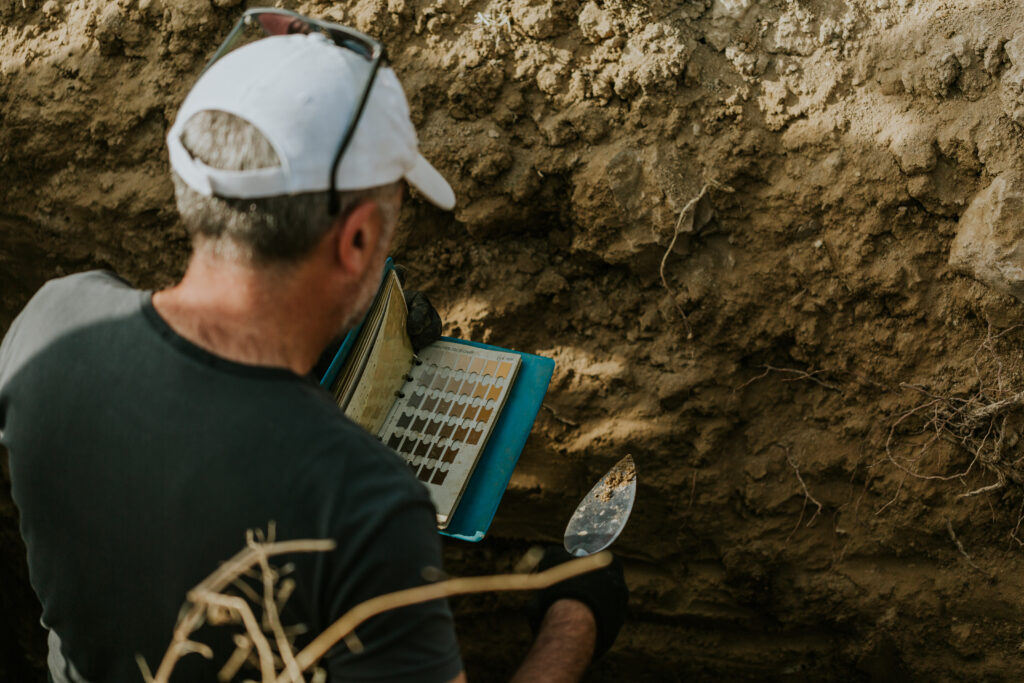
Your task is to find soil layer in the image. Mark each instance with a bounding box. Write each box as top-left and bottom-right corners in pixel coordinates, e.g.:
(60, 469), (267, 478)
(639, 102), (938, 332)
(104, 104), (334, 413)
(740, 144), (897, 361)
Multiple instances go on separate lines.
(6, 0), (1024, 680)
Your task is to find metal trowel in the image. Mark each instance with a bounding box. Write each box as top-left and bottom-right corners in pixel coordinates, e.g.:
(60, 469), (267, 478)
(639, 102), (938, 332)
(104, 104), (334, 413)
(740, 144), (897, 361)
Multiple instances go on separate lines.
(563, 455), (637, 557)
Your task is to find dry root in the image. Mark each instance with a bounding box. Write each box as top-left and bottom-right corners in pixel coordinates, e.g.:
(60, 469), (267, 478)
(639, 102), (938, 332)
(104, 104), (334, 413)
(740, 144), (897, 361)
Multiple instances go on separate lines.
(884, 384), (1021, 498)
(734, 364), (841, 393)
(882, 324), (1024, 509)
(946, 519), (995, 581)
(771, 443), (824, 544)
(658, 177), (734, 341)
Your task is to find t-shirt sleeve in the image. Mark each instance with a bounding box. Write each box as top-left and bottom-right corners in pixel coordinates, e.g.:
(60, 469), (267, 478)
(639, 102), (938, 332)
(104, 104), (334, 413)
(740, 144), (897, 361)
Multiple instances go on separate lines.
(0, 321), (16, 438)
(0, 271), (131, 392)
(0, 285), (34, 436)
(0, 287), (33, 390)
(0, 314), (18, 388)
(321, 473), (463, 683)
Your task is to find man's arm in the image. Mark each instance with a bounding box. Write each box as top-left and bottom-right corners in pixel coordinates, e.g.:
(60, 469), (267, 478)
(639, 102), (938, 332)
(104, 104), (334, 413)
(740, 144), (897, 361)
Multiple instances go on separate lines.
(442, 599), (595, 683)
(443, 547), (627, 683)
(511, 599), (596, 683)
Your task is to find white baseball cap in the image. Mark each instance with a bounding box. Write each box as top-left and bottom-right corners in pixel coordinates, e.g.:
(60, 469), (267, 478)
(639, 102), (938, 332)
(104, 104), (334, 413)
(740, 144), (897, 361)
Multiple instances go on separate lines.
(167, 32), (455, 210)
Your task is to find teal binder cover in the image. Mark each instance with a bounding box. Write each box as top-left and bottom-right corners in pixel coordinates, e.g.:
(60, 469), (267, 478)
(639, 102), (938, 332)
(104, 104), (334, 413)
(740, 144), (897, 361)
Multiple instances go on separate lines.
(319, 263), (554, 542)
(434, 337), (554, 542)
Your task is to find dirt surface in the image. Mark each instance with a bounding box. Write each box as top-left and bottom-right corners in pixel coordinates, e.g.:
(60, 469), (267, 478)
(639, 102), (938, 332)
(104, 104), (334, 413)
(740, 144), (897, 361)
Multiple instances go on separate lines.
(7, 0), (1024, 679)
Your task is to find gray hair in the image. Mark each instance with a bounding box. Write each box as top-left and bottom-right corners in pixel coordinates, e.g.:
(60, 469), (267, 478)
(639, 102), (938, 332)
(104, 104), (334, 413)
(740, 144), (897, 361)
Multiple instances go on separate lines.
(171, 110), (400, 265)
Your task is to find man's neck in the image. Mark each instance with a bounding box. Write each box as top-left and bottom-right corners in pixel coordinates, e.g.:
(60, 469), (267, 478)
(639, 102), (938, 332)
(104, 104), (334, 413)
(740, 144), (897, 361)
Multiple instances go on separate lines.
(152, 249), (336, 376)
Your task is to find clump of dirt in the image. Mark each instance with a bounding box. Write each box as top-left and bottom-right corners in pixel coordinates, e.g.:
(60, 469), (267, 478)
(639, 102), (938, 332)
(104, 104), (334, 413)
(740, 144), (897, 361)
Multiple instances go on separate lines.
(8, 0), (1024, 679)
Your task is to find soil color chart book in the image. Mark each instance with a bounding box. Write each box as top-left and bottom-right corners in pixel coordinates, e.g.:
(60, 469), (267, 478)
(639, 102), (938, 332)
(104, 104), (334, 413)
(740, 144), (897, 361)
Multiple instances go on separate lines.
(327, 266), (523, 528)
(378, 342), (520, 527)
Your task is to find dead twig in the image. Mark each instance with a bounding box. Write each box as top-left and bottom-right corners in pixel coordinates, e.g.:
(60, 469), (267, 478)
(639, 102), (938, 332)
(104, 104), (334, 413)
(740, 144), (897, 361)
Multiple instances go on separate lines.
(285, 552), (612, 681)
(247, 532), (303, 683)
(145, 536), (337, 683)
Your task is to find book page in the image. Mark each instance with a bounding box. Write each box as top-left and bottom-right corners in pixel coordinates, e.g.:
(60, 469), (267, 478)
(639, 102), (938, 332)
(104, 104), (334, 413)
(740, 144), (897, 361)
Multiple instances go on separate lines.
(341, 274), (414, 435)
(330, 270), (402, 408)
(377, 341), (521, 527)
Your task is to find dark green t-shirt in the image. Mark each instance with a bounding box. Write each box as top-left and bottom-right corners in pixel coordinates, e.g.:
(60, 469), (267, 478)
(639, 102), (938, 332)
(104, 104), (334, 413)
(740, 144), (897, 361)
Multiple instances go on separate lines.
(0, 271), (462, 683)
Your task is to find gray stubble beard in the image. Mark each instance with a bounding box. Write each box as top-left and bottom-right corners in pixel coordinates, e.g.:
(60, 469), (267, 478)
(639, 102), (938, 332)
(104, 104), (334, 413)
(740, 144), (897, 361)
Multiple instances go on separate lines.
(338, 268), (381, 337)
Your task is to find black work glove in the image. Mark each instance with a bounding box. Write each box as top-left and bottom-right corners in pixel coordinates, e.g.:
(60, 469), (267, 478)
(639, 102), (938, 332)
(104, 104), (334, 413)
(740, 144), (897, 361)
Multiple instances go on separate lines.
(404, 290), (442, 352)
(394, 263), (443, 352)
(526, 546), (628, 660)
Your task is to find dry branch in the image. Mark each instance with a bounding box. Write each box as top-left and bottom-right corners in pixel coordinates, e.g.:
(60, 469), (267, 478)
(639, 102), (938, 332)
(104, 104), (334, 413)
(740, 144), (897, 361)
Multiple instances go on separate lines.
(286, 552), (612, 681)
(145, 530), (612, 683)
(145, 537), (336, 683)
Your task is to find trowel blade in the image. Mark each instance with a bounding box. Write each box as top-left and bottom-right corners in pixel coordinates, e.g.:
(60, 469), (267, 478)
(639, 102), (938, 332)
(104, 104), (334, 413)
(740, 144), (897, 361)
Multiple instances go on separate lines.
(563, 455), (637, 557)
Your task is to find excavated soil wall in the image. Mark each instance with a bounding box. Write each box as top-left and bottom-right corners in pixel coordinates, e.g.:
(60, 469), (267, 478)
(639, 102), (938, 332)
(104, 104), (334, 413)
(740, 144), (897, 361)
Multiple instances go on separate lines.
(6, 0), (1024, 679)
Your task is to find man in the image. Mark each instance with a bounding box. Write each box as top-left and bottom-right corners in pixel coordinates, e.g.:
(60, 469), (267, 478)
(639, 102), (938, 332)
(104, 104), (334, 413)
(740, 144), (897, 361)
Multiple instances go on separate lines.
(0, 11), (625, 683)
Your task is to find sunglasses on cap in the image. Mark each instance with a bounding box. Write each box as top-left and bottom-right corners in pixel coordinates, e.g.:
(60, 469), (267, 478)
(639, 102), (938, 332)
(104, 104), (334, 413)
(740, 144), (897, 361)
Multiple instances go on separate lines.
(202, 7), (387, 216)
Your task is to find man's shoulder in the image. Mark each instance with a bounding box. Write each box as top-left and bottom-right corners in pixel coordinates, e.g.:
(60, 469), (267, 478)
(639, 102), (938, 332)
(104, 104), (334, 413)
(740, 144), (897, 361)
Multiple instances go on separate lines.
(34, 269), (132, 296)
(21, 270), (138, 327)
(1, 270), (140, 379)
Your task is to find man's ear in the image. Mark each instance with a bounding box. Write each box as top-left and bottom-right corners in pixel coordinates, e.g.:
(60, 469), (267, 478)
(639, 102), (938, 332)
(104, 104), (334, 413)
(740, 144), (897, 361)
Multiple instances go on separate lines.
(335, 200), (382, 278)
